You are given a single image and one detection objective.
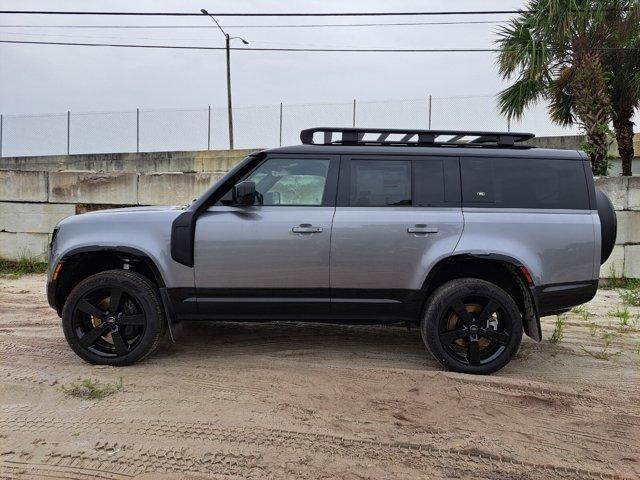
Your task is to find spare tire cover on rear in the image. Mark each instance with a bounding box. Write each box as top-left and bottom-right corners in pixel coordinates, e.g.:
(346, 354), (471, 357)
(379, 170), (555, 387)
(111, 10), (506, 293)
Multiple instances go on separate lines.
(596, 188), (617, 265)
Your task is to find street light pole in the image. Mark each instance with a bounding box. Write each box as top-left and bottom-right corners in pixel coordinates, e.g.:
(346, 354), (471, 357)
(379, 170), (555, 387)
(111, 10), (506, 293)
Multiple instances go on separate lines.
(201, 8), (248, 150)
(224, 33), (234, 149)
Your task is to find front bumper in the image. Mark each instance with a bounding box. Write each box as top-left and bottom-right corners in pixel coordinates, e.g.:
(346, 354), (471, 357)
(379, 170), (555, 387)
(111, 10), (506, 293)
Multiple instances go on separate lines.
(46, 278), (58, 312)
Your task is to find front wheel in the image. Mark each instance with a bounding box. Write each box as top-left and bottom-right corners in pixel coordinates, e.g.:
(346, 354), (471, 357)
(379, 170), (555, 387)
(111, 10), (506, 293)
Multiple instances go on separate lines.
(62, 270), (166, 366)
(421, 278), (522, 375)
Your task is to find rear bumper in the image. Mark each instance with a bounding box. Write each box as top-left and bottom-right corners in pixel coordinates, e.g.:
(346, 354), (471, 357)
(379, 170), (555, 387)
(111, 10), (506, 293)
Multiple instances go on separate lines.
(532, 280), (598, 317)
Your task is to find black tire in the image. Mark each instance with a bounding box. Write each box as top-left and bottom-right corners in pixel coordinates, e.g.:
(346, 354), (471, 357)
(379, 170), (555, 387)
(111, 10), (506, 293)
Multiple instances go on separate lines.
(62, 269), (166, 366)
(596, 188), (617, 265)
(421, 278), (523, 375)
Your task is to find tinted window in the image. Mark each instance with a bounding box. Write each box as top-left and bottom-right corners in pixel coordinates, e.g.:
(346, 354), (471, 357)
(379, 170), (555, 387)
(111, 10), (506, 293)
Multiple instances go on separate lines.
(350, 160), (411, 206)
(461, 157), (589, 209)
(246, 158), (330, 206)
(413, 160), (446, 206)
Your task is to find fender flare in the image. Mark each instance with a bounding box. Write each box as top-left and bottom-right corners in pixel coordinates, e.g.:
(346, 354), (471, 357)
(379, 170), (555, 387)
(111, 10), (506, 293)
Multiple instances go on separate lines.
(422, 253), (542, 341)
(49, 246), (178, 338)
(57, 245), (167, 287)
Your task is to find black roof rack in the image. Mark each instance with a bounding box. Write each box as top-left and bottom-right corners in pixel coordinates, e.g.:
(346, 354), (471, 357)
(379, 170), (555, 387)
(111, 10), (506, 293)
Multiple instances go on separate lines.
(300, 127), (535, 148)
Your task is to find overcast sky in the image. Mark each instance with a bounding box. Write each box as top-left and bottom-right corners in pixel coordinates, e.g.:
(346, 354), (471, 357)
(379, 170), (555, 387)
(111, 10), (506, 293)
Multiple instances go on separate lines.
(0, 0), (527, 115)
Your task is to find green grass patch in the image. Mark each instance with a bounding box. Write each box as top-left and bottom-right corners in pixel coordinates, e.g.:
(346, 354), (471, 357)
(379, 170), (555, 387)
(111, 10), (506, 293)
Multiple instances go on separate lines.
(0, 256), (48, 277)
(550, 315), (566, 344)
(600, 277), (640, 290)
(600, 265), (640, 290)
(581, 332), (622, 361)
(59, 377), (123, 400)
(619, 288), (640, 306)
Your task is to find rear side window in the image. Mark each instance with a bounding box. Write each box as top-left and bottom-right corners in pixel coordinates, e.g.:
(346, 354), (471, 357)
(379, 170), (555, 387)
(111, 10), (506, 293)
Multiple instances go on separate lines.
(344, 157), (459, 207)
(349, 160), (411, 206)
(461, 157), (589, 209)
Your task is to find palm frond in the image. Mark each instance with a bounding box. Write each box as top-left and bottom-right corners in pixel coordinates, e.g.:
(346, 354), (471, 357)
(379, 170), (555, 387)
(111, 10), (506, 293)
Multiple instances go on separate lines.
(497, 77), (546, 120)
(547, 68), (576, 126)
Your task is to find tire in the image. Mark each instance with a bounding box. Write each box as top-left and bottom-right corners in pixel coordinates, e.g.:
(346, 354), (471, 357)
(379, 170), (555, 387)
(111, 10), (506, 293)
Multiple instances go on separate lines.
(596, 188), (617, 265)
(421, 278), (523, 375)
(62, 269), (166, 366)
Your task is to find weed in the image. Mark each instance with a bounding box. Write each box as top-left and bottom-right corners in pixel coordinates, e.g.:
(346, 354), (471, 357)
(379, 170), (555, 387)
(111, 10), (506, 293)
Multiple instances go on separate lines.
(608, 307), (639, 333)
(571, 305), (593, 322)
(587, 321), (599, 337)
(608, 306), (631, 322)
(60, 377), (123, 400)
(601, 265), (640, 290)
(581, 332), (622, 361)
(619, 288), (640, 306)
(550, 315), (566, 344)
(0, 256), (47, 277)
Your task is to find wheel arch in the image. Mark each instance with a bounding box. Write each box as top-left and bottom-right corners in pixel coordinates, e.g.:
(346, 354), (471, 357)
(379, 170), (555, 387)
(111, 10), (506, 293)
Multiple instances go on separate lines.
(422, 253), (542, 341)
(50, 246), (167, 316)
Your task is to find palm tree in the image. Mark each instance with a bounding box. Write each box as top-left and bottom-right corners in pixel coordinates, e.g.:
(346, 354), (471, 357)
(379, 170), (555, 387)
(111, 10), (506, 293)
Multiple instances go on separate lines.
(496, 0), (639, 175)
(604, 8), (640, 175)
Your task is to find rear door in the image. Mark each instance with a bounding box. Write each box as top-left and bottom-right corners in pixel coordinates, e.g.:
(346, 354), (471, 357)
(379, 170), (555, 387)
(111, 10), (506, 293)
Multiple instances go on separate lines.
(330, 155), (464, 320)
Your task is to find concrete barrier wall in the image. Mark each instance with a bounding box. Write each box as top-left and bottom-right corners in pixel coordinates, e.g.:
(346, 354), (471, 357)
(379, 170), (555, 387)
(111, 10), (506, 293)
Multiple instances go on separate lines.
(0, 168), (226, 260)
(0, 149), (256, 173)
(596, 177), (640, 278)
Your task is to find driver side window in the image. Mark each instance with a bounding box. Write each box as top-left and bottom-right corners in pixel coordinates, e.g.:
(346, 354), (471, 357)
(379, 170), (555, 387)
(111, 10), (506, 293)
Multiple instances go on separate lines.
(245, 158), (330, 206)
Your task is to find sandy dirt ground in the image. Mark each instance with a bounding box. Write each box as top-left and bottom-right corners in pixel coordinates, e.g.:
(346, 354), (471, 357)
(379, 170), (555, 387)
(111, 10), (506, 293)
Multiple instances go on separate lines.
(0, 274), (639, 480)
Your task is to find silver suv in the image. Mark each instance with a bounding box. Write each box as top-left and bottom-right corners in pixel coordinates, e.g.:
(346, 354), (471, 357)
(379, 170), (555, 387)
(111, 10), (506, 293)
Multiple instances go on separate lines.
(46, 128), (617, 374)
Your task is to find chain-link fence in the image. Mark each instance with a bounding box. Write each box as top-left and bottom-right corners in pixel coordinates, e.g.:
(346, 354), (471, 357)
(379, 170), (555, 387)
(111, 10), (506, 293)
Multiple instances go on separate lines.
(0, 95), (586, 157)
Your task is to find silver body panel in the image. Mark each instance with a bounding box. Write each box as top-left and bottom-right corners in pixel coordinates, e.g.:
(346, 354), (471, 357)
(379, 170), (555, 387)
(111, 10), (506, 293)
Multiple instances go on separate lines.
(49, 206), (600, 293)
(194, 206), (334, 289)
(456, 208), (600, 285)
(331, 207), (464, 290)
(49, 206), (195, 289)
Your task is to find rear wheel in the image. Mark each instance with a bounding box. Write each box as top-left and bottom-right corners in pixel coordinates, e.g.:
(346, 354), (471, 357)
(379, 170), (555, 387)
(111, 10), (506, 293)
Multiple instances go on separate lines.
(62, 270), (165, 366)
(421, 278), (522, 375)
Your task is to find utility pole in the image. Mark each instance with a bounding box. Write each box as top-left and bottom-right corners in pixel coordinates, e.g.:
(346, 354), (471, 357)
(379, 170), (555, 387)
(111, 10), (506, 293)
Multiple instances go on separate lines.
(201, 8), (248, 150)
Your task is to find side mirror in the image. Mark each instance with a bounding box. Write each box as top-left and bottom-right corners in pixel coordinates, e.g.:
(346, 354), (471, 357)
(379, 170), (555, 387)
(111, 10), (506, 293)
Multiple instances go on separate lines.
(232, 180), (257, 206)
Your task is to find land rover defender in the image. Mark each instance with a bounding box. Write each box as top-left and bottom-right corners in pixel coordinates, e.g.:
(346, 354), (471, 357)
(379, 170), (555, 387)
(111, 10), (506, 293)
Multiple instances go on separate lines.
(47, 128), (617, 374)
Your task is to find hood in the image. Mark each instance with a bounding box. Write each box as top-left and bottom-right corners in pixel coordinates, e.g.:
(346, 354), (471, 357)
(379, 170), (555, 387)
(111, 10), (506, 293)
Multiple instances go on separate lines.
(82, 205), (186, 215)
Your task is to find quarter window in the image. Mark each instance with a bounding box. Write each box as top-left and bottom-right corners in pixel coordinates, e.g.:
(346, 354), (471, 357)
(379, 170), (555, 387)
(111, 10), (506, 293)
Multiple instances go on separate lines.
(245, 158), (330, 206)
(461, 157), (589, 209)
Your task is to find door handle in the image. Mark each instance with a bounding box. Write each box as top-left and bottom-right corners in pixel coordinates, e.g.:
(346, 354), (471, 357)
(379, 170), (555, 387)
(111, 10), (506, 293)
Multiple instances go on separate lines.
(292, 224), (323, 234)
(407, 225), (438, 234)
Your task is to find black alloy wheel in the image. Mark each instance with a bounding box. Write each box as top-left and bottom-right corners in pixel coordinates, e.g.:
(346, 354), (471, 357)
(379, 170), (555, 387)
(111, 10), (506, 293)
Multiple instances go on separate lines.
(73, 286), (146, 358)
(422, 278), (523, 374)
(438, 296), (511, 367)
(62, 270), (165, 366)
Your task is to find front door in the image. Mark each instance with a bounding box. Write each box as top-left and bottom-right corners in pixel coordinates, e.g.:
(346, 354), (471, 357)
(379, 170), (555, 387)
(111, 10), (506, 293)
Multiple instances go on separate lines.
(194, 155), (339, 319)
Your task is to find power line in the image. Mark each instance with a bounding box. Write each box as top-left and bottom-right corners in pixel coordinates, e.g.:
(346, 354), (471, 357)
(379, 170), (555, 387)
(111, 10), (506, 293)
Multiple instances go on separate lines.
(0, 39), (502, 51)
(1, 39), (637, 53)
(0, 20), (503, 29)
(0, 10), (525, 17)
